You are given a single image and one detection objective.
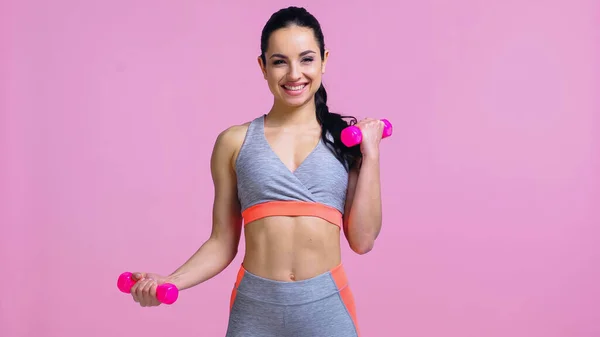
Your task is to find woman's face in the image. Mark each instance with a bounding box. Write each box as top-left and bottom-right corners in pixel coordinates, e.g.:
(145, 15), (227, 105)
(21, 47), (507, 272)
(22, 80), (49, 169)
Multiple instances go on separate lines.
(259, 25), (329, 108)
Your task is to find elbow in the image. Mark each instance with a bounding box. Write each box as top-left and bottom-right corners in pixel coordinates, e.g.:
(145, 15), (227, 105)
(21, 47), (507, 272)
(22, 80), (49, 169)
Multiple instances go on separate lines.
(346, 220), (380, 255)
(210, 236), (239, 264)
(349, 238), (375, 255)
(225, 244), (239, 263)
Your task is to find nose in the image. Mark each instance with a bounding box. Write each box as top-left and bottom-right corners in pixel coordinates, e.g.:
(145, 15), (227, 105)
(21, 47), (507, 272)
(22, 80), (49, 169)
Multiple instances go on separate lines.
(287, 64), (301, 80)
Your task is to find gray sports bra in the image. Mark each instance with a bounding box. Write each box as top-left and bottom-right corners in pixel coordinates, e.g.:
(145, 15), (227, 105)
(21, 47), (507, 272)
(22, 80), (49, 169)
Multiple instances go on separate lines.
(235, 114), (349, 228)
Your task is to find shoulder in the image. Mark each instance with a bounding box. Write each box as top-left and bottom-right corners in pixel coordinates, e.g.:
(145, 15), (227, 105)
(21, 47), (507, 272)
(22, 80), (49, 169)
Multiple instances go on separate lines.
(215, 122), (251, 149)
(211, 120), (253, 168)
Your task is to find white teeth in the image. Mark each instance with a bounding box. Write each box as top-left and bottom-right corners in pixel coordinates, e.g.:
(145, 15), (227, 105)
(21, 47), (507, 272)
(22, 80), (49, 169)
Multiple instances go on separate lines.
(284, 84), (306, 91)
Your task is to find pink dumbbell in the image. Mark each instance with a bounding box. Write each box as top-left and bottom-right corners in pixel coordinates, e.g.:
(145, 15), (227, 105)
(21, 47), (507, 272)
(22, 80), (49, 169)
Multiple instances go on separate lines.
(340, 119), (393, 147)
(117, 272), (179, 305)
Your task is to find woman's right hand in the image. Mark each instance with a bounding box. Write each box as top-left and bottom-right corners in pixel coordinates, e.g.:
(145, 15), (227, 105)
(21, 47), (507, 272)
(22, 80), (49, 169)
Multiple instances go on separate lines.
(129, 272), (169, 307)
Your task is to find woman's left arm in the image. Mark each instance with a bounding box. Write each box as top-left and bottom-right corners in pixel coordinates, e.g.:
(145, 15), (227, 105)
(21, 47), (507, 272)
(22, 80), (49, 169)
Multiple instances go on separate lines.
(342, 118), (385, 255)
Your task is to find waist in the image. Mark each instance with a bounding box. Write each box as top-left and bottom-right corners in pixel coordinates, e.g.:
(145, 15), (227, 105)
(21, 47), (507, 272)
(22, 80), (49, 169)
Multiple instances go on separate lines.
(242, 217), (342, 281)
(233, 263), (349, 305)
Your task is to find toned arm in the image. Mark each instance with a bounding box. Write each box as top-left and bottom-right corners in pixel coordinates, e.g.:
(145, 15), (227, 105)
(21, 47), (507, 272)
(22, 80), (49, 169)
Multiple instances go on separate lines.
(165, 125), (246, 290)
(342, 154), (383, 255)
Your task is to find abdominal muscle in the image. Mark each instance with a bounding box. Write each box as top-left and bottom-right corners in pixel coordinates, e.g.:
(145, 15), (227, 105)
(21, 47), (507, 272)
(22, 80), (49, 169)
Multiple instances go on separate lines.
(241, 215), (342, 282)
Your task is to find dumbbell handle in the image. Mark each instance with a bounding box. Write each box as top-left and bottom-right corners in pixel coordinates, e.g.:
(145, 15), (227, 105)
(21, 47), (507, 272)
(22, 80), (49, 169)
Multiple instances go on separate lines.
(340, 119), (393, 147)
(117, 272), (179, 305)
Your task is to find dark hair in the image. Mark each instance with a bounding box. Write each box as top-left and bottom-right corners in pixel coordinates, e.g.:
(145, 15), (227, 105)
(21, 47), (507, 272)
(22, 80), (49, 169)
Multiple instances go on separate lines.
(260, 6), (362, 170)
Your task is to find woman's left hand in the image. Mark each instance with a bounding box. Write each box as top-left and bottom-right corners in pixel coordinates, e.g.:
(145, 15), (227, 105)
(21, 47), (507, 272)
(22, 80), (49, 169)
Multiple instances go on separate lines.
(355, 118), (385, 158)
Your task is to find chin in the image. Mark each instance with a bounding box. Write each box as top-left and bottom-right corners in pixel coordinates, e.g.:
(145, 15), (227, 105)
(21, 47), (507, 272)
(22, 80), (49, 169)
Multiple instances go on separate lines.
(283, 96), (311, 107)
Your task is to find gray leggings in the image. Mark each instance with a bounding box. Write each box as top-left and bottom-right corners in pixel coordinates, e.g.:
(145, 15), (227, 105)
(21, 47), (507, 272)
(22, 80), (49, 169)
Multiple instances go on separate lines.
(226, 264), (361, 337)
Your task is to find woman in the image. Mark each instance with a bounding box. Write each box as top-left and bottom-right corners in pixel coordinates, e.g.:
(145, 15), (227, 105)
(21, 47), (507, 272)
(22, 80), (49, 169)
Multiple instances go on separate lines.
(128, 6), (384, 337)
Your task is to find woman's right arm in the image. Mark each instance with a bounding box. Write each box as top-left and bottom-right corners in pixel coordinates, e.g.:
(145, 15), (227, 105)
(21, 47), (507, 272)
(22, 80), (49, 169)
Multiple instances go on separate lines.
(164, 126), (245, 291)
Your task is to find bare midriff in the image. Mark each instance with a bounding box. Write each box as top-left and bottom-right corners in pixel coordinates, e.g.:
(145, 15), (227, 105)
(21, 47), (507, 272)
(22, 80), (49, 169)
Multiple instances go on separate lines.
(241, 215), (342, 282)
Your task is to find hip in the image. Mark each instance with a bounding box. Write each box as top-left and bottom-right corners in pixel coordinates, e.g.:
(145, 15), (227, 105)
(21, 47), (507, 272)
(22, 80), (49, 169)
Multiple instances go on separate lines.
(227, 263), (361, 337)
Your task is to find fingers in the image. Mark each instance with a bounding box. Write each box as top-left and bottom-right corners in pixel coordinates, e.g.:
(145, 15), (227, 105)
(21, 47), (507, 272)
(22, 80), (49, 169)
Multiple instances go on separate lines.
(357, 117), (375, 125)
(130, 277), (141, 303)
(357, 118), (385, 132)
(129, 272), (145, 303)
(357, 117), (383, 125)
(129, 275), (159, 307)
(140, 278), (156, 307)
(132, 272), (145, 281)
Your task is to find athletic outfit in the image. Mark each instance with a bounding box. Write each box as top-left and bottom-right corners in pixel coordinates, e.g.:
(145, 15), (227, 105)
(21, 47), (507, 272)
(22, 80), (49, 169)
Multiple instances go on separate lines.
(226, 115), (360, 337)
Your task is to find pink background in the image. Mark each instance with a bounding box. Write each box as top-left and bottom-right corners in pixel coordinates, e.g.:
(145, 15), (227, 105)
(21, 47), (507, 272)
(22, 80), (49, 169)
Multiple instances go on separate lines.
(2, 0), (599, 336)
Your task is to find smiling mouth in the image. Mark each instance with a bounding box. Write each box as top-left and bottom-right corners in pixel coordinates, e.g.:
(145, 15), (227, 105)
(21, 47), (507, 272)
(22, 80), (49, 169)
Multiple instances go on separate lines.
(282, 84), (307, 91)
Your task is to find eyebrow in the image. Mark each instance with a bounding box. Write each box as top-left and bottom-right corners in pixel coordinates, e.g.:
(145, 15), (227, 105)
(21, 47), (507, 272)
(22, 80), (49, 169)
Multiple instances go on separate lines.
(269, 50), (316, 59)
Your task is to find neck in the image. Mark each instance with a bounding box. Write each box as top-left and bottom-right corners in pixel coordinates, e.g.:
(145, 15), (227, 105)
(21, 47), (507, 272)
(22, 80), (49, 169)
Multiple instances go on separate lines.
(266, 98), (319, 127)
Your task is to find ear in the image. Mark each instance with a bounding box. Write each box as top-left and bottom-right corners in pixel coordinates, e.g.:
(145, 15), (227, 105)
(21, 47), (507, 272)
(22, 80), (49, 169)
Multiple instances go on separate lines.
(257, 56), (267, 79)
(321, 50), (330, 74)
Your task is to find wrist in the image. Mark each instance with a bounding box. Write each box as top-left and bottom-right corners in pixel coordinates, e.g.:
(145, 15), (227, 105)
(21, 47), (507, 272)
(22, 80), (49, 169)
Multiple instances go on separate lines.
(165, 272), (186, 289)
(361, 151), (380, 162)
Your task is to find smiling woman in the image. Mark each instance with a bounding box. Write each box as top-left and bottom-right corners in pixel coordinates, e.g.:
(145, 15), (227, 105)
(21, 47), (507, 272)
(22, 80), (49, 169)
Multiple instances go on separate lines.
(125, 6), (386, 337)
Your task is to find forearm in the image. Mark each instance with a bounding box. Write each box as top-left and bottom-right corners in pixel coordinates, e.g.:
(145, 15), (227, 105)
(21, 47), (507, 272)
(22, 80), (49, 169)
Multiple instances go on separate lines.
(166, 237), (237, 290)
(346, 154), (382, 253)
